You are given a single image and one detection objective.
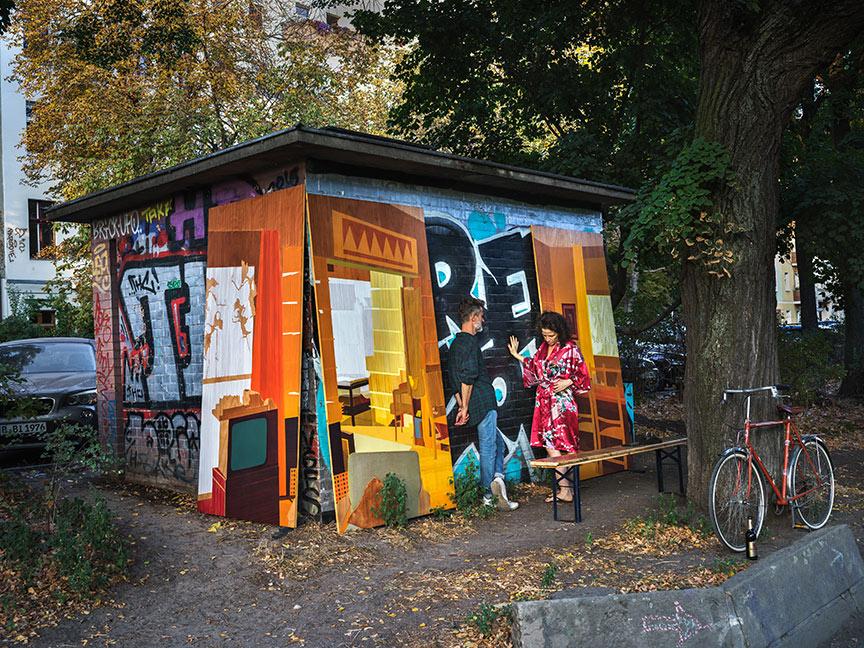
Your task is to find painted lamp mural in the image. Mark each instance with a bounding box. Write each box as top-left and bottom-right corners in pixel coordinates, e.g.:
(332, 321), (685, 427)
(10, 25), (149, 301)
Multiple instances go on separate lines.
(92, 175), (629, 534)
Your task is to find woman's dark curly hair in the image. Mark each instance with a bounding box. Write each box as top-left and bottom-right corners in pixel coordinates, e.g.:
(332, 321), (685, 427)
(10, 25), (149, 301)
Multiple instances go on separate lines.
(537, 311), (572, 343)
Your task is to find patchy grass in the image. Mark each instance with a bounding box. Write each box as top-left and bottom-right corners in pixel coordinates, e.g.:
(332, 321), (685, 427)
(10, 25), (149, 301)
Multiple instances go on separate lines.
(0, 475), (129, 644)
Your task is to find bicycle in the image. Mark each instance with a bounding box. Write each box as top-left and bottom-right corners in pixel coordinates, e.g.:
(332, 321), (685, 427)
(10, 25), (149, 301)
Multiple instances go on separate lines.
(708, 385), (835, 552)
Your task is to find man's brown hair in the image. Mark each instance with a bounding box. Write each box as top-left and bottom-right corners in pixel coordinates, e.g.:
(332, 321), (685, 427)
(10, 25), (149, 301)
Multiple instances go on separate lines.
(458, 297), (486, 323)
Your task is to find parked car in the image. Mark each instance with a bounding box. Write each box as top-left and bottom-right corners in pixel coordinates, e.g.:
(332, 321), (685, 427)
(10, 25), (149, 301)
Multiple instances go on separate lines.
(620, 343), (686, 393)
(0, 337), (97, 454)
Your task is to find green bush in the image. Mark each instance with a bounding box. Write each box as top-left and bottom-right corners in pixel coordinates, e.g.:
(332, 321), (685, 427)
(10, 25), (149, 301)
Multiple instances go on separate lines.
(467, 602), (510, 636)
(0, 512), (45, 583)
(373, 472), (408, 528)
(449, 456), (494, 519)
(778, 329), (845, 405)
(50, 497), (128, 592)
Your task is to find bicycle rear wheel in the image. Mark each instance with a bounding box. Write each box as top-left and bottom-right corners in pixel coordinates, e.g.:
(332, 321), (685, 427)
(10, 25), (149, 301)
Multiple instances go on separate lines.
(708, 449), (766, 552)
(789, 439), (834, 529)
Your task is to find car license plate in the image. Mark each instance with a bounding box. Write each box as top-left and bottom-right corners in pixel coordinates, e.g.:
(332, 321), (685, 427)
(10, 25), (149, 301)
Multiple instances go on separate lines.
(0, 421), (47, 436)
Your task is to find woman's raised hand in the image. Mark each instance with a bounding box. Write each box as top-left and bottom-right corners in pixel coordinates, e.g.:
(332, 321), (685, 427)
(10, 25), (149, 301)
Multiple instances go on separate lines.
(508, 335), (523, 360)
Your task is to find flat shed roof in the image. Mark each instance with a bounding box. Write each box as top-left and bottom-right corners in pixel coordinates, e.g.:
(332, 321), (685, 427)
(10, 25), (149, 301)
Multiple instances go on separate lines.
(48, 125), (635, 223)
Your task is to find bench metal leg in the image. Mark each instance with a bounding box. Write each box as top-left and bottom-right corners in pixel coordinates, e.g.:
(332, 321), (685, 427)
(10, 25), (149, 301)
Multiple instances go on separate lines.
(552, 466), (581, 523)
(655, 446), (686, 495)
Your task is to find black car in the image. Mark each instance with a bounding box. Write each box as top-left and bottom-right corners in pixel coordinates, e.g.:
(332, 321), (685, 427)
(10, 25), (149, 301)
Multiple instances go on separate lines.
(0, 337), (97, 454)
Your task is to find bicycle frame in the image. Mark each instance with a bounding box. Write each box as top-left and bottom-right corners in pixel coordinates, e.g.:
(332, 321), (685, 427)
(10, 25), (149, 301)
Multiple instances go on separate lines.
(737, 394), (824, 506)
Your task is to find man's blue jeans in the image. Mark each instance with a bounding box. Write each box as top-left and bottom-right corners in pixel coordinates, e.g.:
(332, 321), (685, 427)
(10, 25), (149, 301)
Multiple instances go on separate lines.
(477, 409), (505, 495)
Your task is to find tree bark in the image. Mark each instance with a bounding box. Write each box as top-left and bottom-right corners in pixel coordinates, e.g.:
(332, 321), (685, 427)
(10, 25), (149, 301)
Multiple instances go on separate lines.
(684, 0), (864, 509)
(839, 283), (864, 397)
(796, 227), (820, 333)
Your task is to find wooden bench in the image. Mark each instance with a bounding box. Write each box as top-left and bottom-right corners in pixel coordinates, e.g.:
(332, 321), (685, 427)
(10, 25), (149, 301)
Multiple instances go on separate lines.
(528, 437), (687, 523)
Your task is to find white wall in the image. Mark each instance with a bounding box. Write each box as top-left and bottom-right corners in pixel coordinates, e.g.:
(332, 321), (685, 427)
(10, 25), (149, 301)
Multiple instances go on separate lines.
(0, 40), (66, 317)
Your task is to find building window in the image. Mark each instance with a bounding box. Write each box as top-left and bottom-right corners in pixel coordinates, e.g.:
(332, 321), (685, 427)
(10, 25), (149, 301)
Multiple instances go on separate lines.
(326, 12), (340, 27)
(295, 2), (309, 18)
(31, 308), (56, 328)
(28, 199), (55, 259)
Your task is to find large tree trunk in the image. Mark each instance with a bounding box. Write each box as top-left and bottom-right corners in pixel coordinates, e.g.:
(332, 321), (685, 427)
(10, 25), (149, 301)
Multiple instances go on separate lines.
(839, 284), (864, 396)
(684, 1), (864, 509)
(795, 228), (820, 334)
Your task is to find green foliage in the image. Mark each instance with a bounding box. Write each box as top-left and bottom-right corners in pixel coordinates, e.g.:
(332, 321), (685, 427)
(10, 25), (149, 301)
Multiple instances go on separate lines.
(373, 472), (408, 528)
(0, 494), (128, 594)
(466, 602), (510, 637)
(623, 138), (736, 277)
(584, 531), (594, 549)
(430, 505), (452, 520)
(540, 562), (558, 588)
(0, 510), (44, 583)
(50, 497), (129, 592)
(353, 0), (698, 188)
(711, 556), (745, 576)
(14, 0), (403, 199)
(449, 457), (494, 519)
(626, 494), (712, 538)
(777, 329), (845, 405)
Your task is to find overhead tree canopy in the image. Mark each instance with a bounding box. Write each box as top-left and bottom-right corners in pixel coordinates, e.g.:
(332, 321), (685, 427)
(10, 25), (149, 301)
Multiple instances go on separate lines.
(353, 0), (699, 319)
(13, 0), (403, 199)
(781, 44), (864, 395)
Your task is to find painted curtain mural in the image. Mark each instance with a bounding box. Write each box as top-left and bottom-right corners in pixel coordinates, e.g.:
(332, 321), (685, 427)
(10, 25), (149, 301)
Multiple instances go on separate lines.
(532, 225), (629, 478)
(196, 186), (305, 527)
(307, 195), (454, 533)
(91, 171), (303, 492)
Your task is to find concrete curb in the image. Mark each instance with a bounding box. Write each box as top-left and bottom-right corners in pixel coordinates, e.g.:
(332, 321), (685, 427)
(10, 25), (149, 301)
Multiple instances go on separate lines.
(511, 525), (864, 648)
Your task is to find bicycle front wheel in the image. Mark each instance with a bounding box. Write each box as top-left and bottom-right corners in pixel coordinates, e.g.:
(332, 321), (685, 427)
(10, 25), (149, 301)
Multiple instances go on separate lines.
(708, 449), (766, 552)
(789, 439), (834, 530)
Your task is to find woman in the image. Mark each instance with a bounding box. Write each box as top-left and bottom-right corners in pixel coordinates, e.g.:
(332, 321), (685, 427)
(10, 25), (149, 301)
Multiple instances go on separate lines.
(507, 311), (590, 503)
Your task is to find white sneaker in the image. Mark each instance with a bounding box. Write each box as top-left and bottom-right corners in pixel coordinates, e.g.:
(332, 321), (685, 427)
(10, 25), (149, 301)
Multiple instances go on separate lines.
(491, 476), (518, 511)
(482, 494), (495, 507)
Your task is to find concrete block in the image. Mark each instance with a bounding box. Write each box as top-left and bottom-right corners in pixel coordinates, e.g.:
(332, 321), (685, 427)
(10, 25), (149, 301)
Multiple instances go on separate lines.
(723, 525), (864, 647)
(513, 525), (864, 648)
(512, 587), (744, 648)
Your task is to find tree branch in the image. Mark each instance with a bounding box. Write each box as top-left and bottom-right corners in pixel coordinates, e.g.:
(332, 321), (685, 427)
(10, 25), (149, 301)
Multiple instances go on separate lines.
(616, 297), (681, 336)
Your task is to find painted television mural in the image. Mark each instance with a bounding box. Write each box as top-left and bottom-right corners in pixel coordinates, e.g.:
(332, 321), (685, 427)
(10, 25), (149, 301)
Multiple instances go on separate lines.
(91, 171), (629, 533)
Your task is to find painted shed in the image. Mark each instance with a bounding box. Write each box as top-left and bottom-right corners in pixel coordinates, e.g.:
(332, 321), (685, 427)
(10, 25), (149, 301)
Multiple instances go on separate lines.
(49, 126), (635, 533)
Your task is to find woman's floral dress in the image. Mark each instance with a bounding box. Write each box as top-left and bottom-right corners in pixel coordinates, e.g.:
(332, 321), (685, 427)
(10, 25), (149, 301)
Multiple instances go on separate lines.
(521, 340), (591, 453)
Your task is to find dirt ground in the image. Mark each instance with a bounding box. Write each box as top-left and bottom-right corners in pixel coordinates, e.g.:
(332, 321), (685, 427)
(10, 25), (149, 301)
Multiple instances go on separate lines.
(4, 395), (864, 647)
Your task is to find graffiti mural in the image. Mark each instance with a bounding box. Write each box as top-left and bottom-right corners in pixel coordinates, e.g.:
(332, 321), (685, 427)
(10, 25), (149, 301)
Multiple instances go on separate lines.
(425, 214), (542, 482)
(92, 240), (119, 453)
(124, 410), (200, 484)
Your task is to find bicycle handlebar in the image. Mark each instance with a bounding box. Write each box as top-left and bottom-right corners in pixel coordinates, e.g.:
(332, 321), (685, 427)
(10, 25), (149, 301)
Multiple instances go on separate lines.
(722, 385), (782, 401)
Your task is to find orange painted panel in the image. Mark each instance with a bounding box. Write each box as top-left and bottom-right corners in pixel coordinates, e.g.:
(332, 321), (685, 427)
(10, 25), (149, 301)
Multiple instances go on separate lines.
(530, 225), (628, 477)
(198, 186), (305, 528)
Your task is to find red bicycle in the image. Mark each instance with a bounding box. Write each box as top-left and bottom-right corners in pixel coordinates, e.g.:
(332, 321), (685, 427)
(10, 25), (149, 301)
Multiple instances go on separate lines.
(708, 385), (835, 552)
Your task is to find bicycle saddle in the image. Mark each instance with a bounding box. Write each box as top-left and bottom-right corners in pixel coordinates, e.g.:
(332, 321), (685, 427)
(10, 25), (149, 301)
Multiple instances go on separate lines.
(776, 403), (804, 416)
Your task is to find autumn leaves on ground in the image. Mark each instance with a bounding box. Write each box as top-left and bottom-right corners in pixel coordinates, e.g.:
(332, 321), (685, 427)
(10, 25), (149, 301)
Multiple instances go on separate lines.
(2, 396), (864, 647)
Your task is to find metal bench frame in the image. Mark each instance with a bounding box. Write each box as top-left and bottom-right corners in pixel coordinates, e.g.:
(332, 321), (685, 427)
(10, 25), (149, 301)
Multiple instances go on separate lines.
(535, 438), (687, 523)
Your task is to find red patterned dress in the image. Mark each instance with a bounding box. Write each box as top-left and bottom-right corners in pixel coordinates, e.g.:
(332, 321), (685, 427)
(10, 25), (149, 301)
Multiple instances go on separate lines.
(521, 340), (591, 453)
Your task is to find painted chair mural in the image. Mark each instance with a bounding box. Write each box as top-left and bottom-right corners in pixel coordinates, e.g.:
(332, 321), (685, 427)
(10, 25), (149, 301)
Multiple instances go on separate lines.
(307, 196), (454, 534)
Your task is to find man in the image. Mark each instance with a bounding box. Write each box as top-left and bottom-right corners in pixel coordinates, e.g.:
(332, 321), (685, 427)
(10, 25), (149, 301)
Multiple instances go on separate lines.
(449, 296), (518, 511)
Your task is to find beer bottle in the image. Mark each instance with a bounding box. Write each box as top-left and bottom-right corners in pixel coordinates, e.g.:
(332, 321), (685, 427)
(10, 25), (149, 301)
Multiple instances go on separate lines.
(746, 516), (758, 560)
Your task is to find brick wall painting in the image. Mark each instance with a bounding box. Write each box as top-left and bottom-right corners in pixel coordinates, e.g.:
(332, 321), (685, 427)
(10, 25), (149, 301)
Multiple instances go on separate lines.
(424, 214), (542, 483)
(106, 193), (212, 487)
